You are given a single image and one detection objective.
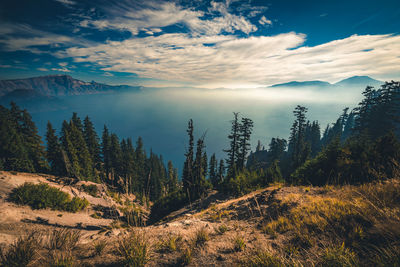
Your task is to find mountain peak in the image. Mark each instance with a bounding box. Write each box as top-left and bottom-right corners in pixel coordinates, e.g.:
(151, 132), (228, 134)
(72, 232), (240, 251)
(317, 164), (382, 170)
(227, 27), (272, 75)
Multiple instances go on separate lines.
(0, 75), (141, 97)
(335, 76), (382, 86)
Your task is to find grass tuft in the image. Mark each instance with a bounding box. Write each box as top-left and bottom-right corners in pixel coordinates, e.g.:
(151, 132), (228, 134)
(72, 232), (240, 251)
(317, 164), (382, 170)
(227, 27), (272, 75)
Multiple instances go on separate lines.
(193, 227), (209, 247)
(0, 233), (39, 267)
(116, 231), (150, 267)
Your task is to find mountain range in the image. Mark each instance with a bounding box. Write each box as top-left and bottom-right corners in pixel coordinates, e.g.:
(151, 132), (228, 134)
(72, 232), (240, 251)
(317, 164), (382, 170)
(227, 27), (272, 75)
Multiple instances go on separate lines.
(0, 74), (142, 97)
(0, 75), (385, 100)
(270, 76), (382, 88)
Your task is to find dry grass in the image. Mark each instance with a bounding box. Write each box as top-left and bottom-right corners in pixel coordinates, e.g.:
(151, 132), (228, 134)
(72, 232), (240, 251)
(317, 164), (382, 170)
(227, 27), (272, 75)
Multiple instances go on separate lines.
(232, 234), (246, 252)
(116, 230), (150, 267)
(157, 234), (182, 253)
(192, 227), (209, 247)
(0, 233), (39, 267)
(93, 239), (108, 256)
(46, 229), (81, 251)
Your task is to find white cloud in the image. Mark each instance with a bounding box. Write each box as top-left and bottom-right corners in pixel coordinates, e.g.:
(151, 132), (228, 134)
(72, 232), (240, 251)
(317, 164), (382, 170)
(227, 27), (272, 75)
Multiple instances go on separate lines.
(58, 62), (68, 67)
(63, 32), (400, 87)
(37, 67), (49, 71)
(259, 16), (272, 25)
(80, 1), (257, 35)
(54, 0), (76, 6)
(51, 67), (71, 72)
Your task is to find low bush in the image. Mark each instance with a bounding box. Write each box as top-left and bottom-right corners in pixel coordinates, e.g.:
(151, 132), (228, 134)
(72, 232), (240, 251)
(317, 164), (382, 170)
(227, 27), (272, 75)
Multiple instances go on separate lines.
(193, 227), (209, 247)
(0, 233), (39, 267)
(47, 229), (81, 251)
(93, 240), (107, 256)
(233, 235), (246, 252)
(177, 246), (192, 266)
(157, 234), (182, 253)
(80, 184), (98, 197)
(116, 231), (150, 267)
(318, 243), (358, 267)
(149, 189), (188, 223)
(242, 249), (284, 267)
(9, 183), (89, 212)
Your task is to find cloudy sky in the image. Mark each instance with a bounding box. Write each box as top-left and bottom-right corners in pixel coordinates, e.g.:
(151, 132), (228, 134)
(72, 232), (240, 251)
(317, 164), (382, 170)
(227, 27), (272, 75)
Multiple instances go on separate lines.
(0, 0), (399, 88)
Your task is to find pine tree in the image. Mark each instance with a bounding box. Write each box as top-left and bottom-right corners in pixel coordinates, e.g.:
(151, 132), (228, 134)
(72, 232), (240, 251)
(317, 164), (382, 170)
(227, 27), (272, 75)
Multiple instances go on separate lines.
(110, 133), (123, 187)
(19, 109), (48, 172)
(45, 121), (65, 175)
(208, 153), (218, 188)
(102, 126), (112, 179)
(217, 159), (225, 185)
(237, 117), (254, 169)
(83, 116), (101, 170)
(224, 112), (241, 177)
(182, 119), (194, 198)
(0, 105), (33, 172)
(193, 137), (208, 199)
(256, 140), (262, 152)
(288, 105), (310, 171)
(167, 160), (178, 193)
(135, 136), (147, 194)
(60, 120), (80, 178)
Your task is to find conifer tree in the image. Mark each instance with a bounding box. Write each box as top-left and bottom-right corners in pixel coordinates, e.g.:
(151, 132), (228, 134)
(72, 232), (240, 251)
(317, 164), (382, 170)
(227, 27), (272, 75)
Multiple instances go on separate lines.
(167, 160), (178, 193)
(135, 136), (146, 193)
(182, 119), (194, 198)
(193, 137), (208, 199)
(60, 120), (80, 178)
(288, 105), (310, 171)
(102, 125), (112, 178)
(83, 116), (101, 169)
(224, 112), (241, 177)
(237, 117), (254, 169)
(208, 153), (218, 188)
(217, 159), (225, 185)
(19, 109), (48, 172)
(45, 121), (65, 175)
(0, 105), (33, 172)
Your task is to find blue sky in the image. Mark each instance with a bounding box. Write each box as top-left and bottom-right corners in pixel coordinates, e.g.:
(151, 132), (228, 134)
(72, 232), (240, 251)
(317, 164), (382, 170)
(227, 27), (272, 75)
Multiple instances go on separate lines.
(0, 0), (399, 87)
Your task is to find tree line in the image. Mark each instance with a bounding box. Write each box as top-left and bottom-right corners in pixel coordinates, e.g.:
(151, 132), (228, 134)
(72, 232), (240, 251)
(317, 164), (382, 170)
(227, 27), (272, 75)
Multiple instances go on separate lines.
(0, 104), (178, 202)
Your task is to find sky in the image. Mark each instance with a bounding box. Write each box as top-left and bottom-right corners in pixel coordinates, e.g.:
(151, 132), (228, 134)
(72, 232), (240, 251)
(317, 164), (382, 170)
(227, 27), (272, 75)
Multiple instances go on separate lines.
(0, 0), (399, 88)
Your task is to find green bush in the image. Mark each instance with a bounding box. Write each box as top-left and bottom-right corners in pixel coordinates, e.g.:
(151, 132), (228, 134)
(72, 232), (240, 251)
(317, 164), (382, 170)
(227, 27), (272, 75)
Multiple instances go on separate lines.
(149, 189), (188, 223)
(9, 183), (89, 212)
(80, 184), (98, 197)
(116, 231), (149, 267)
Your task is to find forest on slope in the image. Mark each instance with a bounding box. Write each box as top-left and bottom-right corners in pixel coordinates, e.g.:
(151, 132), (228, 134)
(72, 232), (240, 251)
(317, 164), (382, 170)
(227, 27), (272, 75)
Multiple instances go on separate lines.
(0, 81), (399, 215)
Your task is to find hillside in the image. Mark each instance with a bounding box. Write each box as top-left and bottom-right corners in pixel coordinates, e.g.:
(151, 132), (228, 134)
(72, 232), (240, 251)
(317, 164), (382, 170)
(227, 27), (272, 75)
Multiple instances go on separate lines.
(0, 170), (399, 266)
(0, 75), (142, 97)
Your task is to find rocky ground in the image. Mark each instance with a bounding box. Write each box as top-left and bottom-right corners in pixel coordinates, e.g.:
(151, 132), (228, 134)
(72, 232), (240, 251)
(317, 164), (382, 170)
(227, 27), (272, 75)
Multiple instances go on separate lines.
(0, 171), (399, 266)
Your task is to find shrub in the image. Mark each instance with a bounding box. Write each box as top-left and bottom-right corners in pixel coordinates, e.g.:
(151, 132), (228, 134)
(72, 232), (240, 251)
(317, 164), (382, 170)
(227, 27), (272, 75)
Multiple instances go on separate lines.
(177, 246), (192, 266)
(47, 229), (81, 251)
(318, 243), (358, 267)
(233, 235), (246, 252)
(242, 249), (283, 267)
(0, 233), (39, 267)
(48, 251), (75, 267)
(93, 240), (107, 256)
(80, 184), (98, 197)
(65, 197), (89, 213)
(149, 190), (188, 223)
(9, 183), (88, 212)
(215, 224), (228, 234)
(158, 234), (182, 253)
(116, 231), (150, 267)
(193, 227), (209, 247)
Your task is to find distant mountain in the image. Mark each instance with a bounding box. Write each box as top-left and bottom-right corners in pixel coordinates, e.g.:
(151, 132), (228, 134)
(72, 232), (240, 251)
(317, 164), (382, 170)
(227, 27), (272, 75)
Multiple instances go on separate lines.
(0, 75), (142, 97)
(334, 76), (382, 87)
(269, 76), (383, 89)
(270, 80), (331, 88)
